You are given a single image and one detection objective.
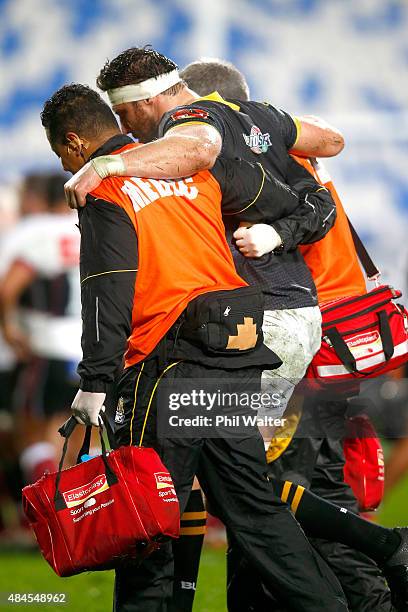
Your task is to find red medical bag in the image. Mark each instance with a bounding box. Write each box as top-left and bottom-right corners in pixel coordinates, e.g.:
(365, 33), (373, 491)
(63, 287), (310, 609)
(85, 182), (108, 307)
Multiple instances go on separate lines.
(306, 285), (408, 385)
(22, 419), (180, 577)
(343, 415), (385, 512)
(306, 220), (408, 387)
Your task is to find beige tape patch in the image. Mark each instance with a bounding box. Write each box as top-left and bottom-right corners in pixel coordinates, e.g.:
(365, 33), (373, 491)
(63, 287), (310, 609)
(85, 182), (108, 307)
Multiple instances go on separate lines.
(227, 317), (258, 350)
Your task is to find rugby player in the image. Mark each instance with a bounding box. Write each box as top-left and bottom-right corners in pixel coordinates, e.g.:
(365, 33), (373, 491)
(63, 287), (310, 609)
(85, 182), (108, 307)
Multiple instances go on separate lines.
(41, 84), (348, 612)
(180, 58), (407, 612)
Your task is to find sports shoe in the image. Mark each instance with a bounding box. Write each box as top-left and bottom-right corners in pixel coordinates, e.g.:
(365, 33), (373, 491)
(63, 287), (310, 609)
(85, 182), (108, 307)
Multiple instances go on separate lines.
(382, 527), (408, 611)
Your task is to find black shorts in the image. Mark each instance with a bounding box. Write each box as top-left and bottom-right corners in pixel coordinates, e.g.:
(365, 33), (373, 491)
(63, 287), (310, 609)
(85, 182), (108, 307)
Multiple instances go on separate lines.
(0, 367), (20, 412)
(16, 357), (78, 417)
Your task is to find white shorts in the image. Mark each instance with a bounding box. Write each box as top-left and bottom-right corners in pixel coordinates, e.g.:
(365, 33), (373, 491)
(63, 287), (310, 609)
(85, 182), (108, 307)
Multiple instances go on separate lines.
(260, 306), (322, 419)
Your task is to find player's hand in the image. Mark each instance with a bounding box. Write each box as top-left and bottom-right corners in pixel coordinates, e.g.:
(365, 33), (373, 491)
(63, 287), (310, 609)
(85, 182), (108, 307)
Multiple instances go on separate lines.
(71, 389), (106, 426)
(233, 224), (282, 258)
(2, 323), (31, 361)
(64, 162), (102, 209)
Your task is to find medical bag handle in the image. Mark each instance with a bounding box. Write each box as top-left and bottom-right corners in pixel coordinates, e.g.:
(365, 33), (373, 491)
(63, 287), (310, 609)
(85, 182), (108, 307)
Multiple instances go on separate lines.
(58, 416), (92, 464)
(54, 416), (118, 511)
(325, 309), (394, 375)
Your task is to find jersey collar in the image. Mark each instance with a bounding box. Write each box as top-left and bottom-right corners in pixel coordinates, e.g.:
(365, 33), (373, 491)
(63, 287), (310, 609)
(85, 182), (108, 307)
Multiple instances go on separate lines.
(90, 134), (134, 160)
(195, 91), (240, 112)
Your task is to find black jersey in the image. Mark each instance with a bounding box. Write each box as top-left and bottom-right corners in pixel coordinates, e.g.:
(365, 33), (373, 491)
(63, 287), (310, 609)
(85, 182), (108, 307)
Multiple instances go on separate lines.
(159, 92), (335, 311)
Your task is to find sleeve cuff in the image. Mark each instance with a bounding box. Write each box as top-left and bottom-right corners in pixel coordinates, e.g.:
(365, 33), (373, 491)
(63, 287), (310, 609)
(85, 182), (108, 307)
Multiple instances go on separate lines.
(79, 378), (111, 393)
(291, 116), (302, 148)
(270, 221), (291, 252)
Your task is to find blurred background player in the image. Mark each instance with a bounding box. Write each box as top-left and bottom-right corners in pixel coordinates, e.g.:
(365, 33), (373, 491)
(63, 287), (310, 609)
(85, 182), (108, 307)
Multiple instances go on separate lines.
(0, 174), (68, 543)
(0, 173), (81, 488)
(0, 174), (52, 419)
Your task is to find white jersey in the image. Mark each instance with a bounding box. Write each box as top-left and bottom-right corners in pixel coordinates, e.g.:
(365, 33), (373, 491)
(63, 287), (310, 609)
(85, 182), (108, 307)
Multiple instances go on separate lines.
(0, 213), (82, 361)
(0, 218), (40, 369)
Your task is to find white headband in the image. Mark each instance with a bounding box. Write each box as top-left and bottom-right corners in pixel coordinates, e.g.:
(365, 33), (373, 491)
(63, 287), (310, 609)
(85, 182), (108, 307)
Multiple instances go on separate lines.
(107, 70), (181, 106)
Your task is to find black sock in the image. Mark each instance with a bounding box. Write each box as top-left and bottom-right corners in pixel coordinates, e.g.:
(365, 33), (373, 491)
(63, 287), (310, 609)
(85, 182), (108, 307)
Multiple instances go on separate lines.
(270, 477), (400, 564)
(171, 489), (206, 612)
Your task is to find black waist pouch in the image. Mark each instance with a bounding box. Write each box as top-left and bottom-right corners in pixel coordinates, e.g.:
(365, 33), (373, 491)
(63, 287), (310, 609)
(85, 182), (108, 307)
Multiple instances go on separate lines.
(172, 286), (281, 370)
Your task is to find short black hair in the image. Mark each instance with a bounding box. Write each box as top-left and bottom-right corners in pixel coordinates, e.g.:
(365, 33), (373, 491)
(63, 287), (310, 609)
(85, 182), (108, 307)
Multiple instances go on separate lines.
(44, 173), (68, 208)
(21, 173), (52, 198)
(180, 58), (250, 101)
(41, 83), (119, 145)
(20, 173), (67, 209)
(97, 45), (185, 95)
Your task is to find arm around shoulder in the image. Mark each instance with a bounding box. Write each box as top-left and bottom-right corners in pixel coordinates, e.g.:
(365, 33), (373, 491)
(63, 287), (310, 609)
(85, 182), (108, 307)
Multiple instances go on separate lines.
(291, 115), (345, 158)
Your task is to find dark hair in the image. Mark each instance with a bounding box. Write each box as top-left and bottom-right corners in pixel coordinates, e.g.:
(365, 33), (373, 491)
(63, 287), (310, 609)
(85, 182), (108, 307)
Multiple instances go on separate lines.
(20, 173), (67, 210)
(21, 173), (51, 198)
(97, 45), (185, 95)
(41, 83), (119, 145)
(44, 173), (68, 208)
(180, 59), (250, 101)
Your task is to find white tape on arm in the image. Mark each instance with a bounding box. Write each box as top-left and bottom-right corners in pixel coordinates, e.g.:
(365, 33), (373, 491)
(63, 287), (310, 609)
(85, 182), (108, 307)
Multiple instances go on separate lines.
(91, 155), (127, 179)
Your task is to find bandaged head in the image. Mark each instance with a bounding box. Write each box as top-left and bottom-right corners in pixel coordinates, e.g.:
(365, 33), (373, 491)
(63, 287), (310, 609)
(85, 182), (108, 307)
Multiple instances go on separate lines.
(107, 70), (181, 107)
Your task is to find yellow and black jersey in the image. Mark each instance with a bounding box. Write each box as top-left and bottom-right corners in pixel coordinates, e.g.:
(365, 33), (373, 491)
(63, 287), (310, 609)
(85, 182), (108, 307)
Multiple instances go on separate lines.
(159, 92), (299, 172)
(158, 93), (337, 311)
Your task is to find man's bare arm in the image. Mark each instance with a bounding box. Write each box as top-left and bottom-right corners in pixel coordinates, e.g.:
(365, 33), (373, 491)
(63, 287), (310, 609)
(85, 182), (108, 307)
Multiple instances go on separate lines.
(64, 124), (222, 209)
(0, 260), (36, 360)
(291, 115), (345, 158)
(64, 112), (344, 209)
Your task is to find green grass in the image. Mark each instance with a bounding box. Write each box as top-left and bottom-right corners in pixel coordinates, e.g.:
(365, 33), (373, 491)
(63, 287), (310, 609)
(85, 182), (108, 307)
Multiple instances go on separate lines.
(194, 547), (226, 612)
(0, 546), (226, 612)
(376, 440), (408, 527)
(378, 473), (408, 527)
(0, 472), (407, 612)
(0, 550), (113, 611)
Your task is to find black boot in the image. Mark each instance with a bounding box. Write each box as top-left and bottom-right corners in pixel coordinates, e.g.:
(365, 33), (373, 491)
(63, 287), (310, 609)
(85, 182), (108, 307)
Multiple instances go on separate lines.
(382, 527), (408, 611)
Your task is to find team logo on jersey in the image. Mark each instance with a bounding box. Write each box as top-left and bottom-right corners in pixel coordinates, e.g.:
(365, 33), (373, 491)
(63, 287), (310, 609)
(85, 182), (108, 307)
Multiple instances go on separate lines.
(243, 125), (272, 154)
(170, 108), (209, 122)
(115, 396), (125, 424)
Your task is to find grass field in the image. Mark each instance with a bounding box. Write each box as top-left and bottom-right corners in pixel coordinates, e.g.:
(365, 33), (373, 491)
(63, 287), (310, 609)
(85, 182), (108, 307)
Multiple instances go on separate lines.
(0, 547), (225, 612)
(0, 473), (407, 612)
